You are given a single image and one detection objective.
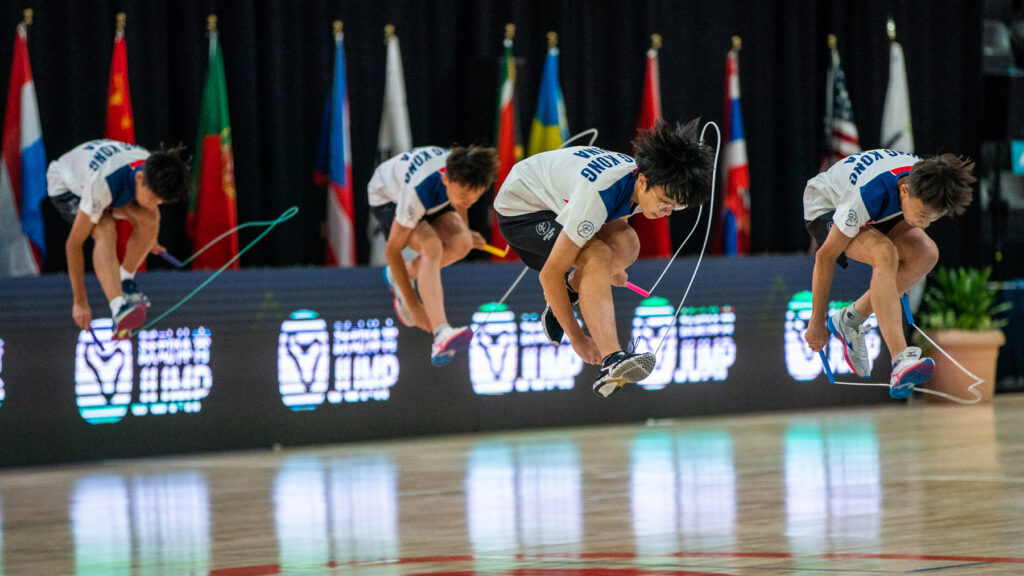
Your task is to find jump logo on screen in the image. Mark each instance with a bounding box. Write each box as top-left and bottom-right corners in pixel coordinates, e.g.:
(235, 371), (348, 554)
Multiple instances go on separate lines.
(784, 291), (882, 380)
(277, 310), (399, 411)
(75, 320), (213, 425)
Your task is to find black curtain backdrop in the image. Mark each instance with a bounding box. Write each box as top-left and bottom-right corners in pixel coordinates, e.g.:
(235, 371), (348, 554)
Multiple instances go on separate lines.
(0, 0), (983, 272)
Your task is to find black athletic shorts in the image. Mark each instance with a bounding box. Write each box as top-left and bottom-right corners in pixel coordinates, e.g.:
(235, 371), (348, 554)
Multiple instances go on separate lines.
(50, 191), (81, 224)
(805, 211), (905, 269)
(369, 202), (455, 238)
(495, 210), (563, 271)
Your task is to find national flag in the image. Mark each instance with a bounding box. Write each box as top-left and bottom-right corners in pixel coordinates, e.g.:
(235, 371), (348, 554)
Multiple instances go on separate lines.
(370, 25), (411, 266)
(881, 34), (913, 153)
(189, 16), (238, 270)
(821, 35), (861, 170)
(0, 19), (46, 277)
(527, 34), (568, 156)
(717, 39), (750, 256)
(633, 35), (671, 259)
(490, 24), (523, 257)
(315, 21), (356, 267)
(105, 14), (143, 270)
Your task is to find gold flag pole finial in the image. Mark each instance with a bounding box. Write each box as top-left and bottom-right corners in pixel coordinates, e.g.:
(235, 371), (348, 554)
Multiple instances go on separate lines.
(207, 15), (217, 32)
(886, 17), (896, 42)
(547, 31), (557, 49)
(505, 23), (515, 40)
(116, 12), (126, 32)
(732, 35), (742, 51)
(334, 20), (343, 36)
(384, 24), (394, 42)
(23, 9), (32, 26)
(651, 33), (662, 50)
(827, 33), (837, 50)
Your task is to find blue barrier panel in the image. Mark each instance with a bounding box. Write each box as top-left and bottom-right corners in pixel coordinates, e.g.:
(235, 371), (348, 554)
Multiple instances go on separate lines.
(0, 255), (888, 466)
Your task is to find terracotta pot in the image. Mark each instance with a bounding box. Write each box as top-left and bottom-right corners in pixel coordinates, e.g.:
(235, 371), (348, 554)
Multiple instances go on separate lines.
(921, 329), (1005, 404)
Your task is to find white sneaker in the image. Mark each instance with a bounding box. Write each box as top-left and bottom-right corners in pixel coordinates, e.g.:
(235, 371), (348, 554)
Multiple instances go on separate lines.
(827, 308), (871, 377)
(383, 265), (414, 327)
(431, 325), (473, 367)
(593, 350), (657, 398)
(889, 346), (935, 399)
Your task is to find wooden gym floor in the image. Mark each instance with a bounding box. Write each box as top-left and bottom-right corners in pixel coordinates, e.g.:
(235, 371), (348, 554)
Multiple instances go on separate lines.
(2, 395), (1023, 575)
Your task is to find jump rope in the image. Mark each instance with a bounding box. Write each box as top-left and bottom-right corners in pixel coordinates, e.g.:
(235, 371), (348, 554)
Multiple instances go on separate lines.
(476, 122), (984, 403)
(89, 206), (299, 349)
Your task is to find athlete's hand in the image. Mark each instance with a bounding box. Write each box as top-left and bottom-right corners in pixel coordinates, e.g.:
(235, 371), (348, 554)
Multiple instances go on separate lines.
(470, 231), (486, 249)
(569, 334), (602, 365)
(611, 270), (628, 287)
(73, 302), (92, 330)
(804, 319), (830, 352)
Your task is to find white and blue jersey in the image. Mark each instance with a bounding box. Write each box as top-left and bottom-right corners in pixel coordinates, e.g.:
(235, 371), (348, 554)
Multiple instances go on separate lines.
(803, 148), (921, 238)
(46, 139), (150, 224)
(494, 146), (642, 247)
(367, 146), (451, 229)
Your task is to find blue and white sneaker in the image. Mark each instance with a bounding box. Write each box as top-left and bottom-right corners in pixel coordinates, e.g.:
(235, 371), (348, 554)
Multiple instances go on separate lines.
(827, 308), (871, 378)
(113, 300), (147, 340)
(889, 346), (935, 399)
(593, 350), (657, 398)
(121, 278), (150, 308)
(431, 325), (473, 367)
(383, 265), (414, 327)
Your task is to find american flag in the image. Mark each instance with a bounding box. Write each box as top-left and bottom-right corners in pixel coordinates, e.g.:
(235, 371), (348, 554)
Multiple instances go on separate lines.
(821, 41), (860, 171)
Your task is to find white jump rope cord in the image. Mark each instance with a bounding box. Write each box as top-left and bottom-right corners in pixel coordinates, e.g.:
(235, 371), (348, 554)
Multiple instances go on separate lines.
(649, 121), (720, 357)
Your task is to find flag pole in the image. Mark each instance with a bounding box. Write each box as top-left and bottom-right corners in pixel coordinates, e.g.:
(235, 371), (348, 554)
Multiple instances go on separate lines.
(505, 22), (515, 42)
(208, 14), (217, 33)
(827, 33), (836, 50)
(22, 8), (31, 26)
(886, 16), (896, 42)
(651, 33), (662, 51)
(384, 23), (394, 42)
(116, 12), (126, 32)
(732, 35), (741, 52)
(547, 31), (557, 49)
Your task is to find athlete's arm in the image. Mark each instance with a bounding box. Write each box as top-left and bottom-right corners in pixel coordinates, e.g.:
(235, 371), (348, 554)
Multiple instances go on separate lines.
(384, 221), (430, 332)
(805, 224), (854, 352)
(540, 231), (600, 364)
(65, 210), (96, 329)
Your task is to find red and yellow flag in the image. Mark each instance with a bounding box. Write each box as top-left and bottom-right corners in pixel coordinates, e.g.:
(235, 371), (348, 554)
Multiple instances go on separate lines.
(490, 24), (523, 259)
(104, 14), (142, 270)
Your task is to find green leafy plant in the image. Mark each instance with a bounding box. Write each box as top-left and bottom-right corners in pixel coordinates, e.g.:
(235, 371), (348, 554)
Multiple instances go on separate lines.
(920, 267), (1011, 331)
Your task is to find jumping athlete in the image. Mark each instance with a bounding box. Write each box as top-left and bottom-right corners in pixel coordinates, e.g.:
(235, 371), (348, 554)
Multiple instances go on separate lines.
(494, 119), (714, 397)
(49, 140), (189, 339)
(369, 145), (498, 367)
(803, 150), (975, 398)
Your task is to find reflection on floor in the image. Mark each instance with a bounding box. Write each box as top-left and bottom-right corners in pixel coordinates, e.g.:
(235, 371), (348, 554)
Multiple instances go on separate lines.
(3, 396), (1024, 575)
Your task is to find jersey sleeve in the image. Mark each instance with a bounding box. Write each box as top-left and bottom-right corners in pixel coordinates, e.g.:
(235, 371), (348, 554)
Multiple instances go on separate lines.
(555, 189), (609, 247)
(80, 172), (114, 224)
(392, 181), (426, 229)
(831, 190), (870, 238)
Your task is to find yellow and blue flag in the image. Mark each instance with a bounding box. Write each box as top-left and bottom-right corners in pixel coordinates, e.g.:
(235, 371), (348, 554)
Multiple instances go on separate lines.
(527, 39), (569, 156)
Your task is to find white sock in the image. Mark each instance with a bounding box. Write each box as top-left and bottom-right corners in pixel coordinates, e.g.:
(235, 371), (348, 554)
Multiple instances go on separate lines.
(120, 266), (134, 282)
(842, 303), (867, 327)
(110, 296), (125, 316)
(433, 323), (450, 339)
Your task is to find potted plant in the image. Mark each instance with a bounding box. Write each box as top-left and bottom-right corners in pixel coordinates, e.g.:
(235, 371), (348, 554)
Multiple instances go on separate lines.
(917, 266), (1010, 403)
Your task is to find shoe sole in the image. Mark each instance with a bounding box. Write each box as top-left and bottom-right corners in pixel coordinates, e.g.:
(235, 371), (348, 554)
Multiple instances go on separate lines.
(431, 328), (474, 367)
(890, 358), (935, 399)
(594, 353), (657, 398)
(826, 314), (869, 379)
(113, 303), (147, 340)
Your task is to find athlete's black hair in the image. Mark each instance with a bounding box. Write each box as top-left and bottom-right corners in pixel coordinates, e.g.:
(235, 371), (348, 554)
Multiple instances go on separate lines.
(633, 118), (714, 207)
(142, 145), (190, 203)
(907, 153), (975, 216)
(445, 145), (499, 191)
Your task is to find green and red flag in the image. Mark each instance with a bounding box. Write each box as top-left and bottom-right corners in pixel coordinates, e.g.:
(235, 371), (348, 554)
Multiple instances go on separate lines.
(188, 16), (238, 270)
(490, 24), (522, 259)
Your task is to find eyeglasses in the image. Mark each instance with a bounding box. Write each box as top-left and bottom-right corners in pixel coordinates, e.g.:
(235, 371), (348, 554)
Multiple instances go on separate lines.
(656, 196), (684, 211)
